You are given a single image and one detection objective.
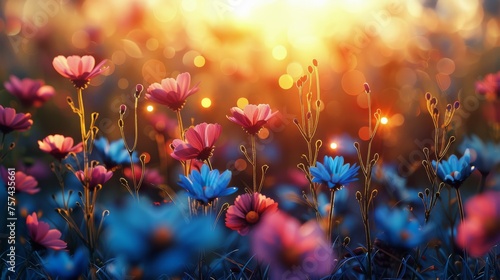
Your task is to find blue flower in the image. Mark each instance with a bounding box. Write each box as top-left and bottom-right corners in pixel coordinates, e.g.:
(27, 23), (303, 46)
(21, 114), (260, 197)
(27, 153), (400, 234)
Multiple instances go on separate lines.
(375, 206), (430, 249)
(310, 155), (360, 190)
(432, 149), (474, 188)
(43, 247), (89, 279)
(178, 164), (238, 204)
(105, 196), (221, 278)
(93, 137), (138, 169)
(459, 134), (500, 174)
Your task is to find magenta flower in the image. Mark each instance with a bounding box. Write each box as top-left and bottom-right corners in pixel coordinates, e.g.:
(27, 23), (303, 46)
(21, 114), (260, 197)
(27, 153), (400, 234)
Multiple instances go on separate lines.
(227, 104), (278, 135)
(75, 165), (113, 190)
(225, 192), (278, 236)
(123, 165), (165, 187)
(38, 134), (83, 161)
(171, 123), (222, 162)
(52, 55), (107, 89)
(4, 75), (55, 108)
(26, 212), (67, 251)
(475, 71), (500, 100)
(0, 105), (33, 134)
(146, 72), (199, 111)
(251, 211), (335, 279)
(0, 167), (39, 194)
(456, 191), (500, 257)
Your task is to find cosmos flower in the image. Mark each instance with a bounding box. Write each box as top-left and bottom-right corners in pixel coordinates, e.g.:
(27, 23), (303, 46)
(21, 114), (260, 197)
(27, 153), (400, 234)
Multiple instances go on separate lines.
(251, 211), (335, 279)
(459, 135), (500, 174)
(146, 72), (199, 111)
(375, 206), (430, 249)
(456, 191), (500, 257)
(105, 197), (220, 278)
(0, 167), (39, 194)
(475, 71), (500, 100)
(75, 165), (113, 190)
(178, 164), (237, 205)
(26, 212), (66, 251)
(0, 105), (33, 134)
(4, 76), (55, 108)
(310, 155), (360, 191)
(43, 247), (89, 280)
(93, 137), (138, 169)
(227, 104), (278, 135)
(432, 149), (474, 188)
(171, 122), (222, 162)
(52, 55), (107, 89)
(123, 164), (165, 187)
(38, 134), (83, 161)
(225, 192), (278, 236)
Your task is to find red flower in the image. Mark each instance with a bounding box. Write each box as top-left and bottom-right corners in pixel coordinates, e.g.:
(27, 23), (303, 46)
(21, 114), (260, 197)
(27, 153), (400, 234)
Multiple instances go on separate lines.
(227, 104), (278, 135)
(38, 134), (83, 161)
(0, 105), (33, 134)
(475, 71), (500, 100)
(123, 164), (165, 187)
(75, 165), (113, 190)
(26, 212), (66, 250)
(456, 191), (500, 257)
(146, 72), (199, 111)
(4, 75), (55, 108)
(0, 167), (39, 194)
(171, 123), (222, 162)
(52, 55), (107, 89)
(225, 192), (278, 236)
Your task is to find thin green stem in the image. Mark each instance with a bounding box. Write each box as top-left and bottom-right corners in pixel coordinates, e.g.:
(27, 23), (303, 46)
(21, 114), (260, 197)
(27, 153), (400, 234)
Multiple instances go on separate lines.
(327, 190), (335, 244)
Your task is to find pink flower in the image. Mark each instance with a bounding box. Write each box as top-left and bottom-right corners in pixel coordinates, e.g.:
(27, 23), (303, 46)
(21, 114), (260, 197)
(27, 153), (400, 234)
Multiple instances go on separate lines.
(171, 122), (222, 162)
(38, 134), (83, 161)
(0, 105), (33, 134)
(251, 211), (335, 279)
(123, 164), (165, 187)
(227, 104), (278, 135)
(456, 191), (500, 257)
(475, 71), (500, 100)
(75, 165), (113, 190)
(146, 72), (199, 111)
(225, 192), (278, 236)
(26, 212), (66, 250)
(52, 55), (107, 89)
(4, 75), (55, 108)
(0, 167), (39, 194)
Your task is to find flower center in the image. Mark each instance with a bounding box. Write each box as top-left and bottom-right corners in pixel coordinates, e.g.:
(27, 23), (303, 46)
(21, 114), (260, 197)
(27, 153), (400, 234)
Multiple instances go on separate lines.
(245, 211), (260, 224)
(150, 226), (173, 250)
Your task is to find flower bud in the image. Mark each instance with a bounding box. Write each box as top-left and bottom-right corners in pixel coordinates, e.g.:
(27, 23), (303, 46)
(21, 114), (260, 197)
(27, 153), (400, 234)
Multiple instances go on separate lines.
(119, 104), (127, 115)
(135, 84), (144, 98)
(425, 92), (431, 100)
(454, 101), (460, 109)
(363, 83), (370, 93)
(312, 59), (318, 66)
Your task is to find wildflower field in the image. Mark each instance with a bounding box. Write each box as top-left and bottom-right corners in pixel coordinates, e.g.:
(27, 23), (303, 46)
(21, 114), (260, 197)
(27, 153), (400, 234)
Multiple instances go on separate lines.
(2, 0), (500, 279)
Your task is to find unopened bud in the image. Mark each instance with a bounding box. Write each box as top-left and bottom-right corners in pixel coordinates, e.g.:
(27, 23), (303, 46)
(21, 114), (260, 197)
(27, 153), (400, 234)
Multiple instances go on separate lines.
(425, 92), (431, 101)
(446, 104), (452, 111)
(119, 104), (127, 115)
(454, 101), (460, 109)
(312, 59), (318, 66)
(430, 97), (437, 106)
(308, 65), (313, 73)
(135, 84), (144, 98)
(363, 83), (370, 93)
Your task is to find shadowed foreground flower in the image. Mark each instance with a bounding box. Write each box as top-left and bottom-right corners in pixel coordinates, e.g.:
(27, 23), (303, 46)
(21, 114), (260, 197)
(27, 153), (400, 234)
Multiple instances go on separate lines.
(26, 212), (66, 251)
(52, 55), (107, 89)
(38, 134), (83, 161)
(251, 211), (335, 279)
(75, 165), (112, 190)
(0, 105), (33, 134)
(171, 122), (222, 161)
(311, 155), (360, 191)
(456, 191), (500, 257)
(225, 192), (278, 236)
(178, 164), (237, 204)
(43, 247), (88, 279)
(459, 135), (500, 174)
(0, 167), (39, 194)
(4, 76), (55, 108)
(227, 104), (278, 135)
(105, 197), (220, 278)
(432, 149), (474, 188)
(146, 72), (199, 111)
(93, 137), (138, 169)
(375, 206), (430, 249)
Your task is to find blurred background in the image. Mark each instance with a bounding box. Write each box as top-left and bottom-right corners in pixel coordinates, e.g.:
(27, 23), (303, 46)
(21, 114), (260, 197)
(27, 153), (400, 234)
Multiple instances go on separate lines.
(1, 0), (499, 203)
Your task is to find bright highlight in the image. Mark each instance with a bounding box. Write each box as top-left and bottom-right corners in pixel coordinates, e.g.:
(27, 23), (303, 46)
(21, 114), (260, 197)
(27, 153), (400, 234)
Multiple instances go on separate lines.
(381, 117), (389, 125)
(201, 97), (212, 108)
(146, 105), (154, 112)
